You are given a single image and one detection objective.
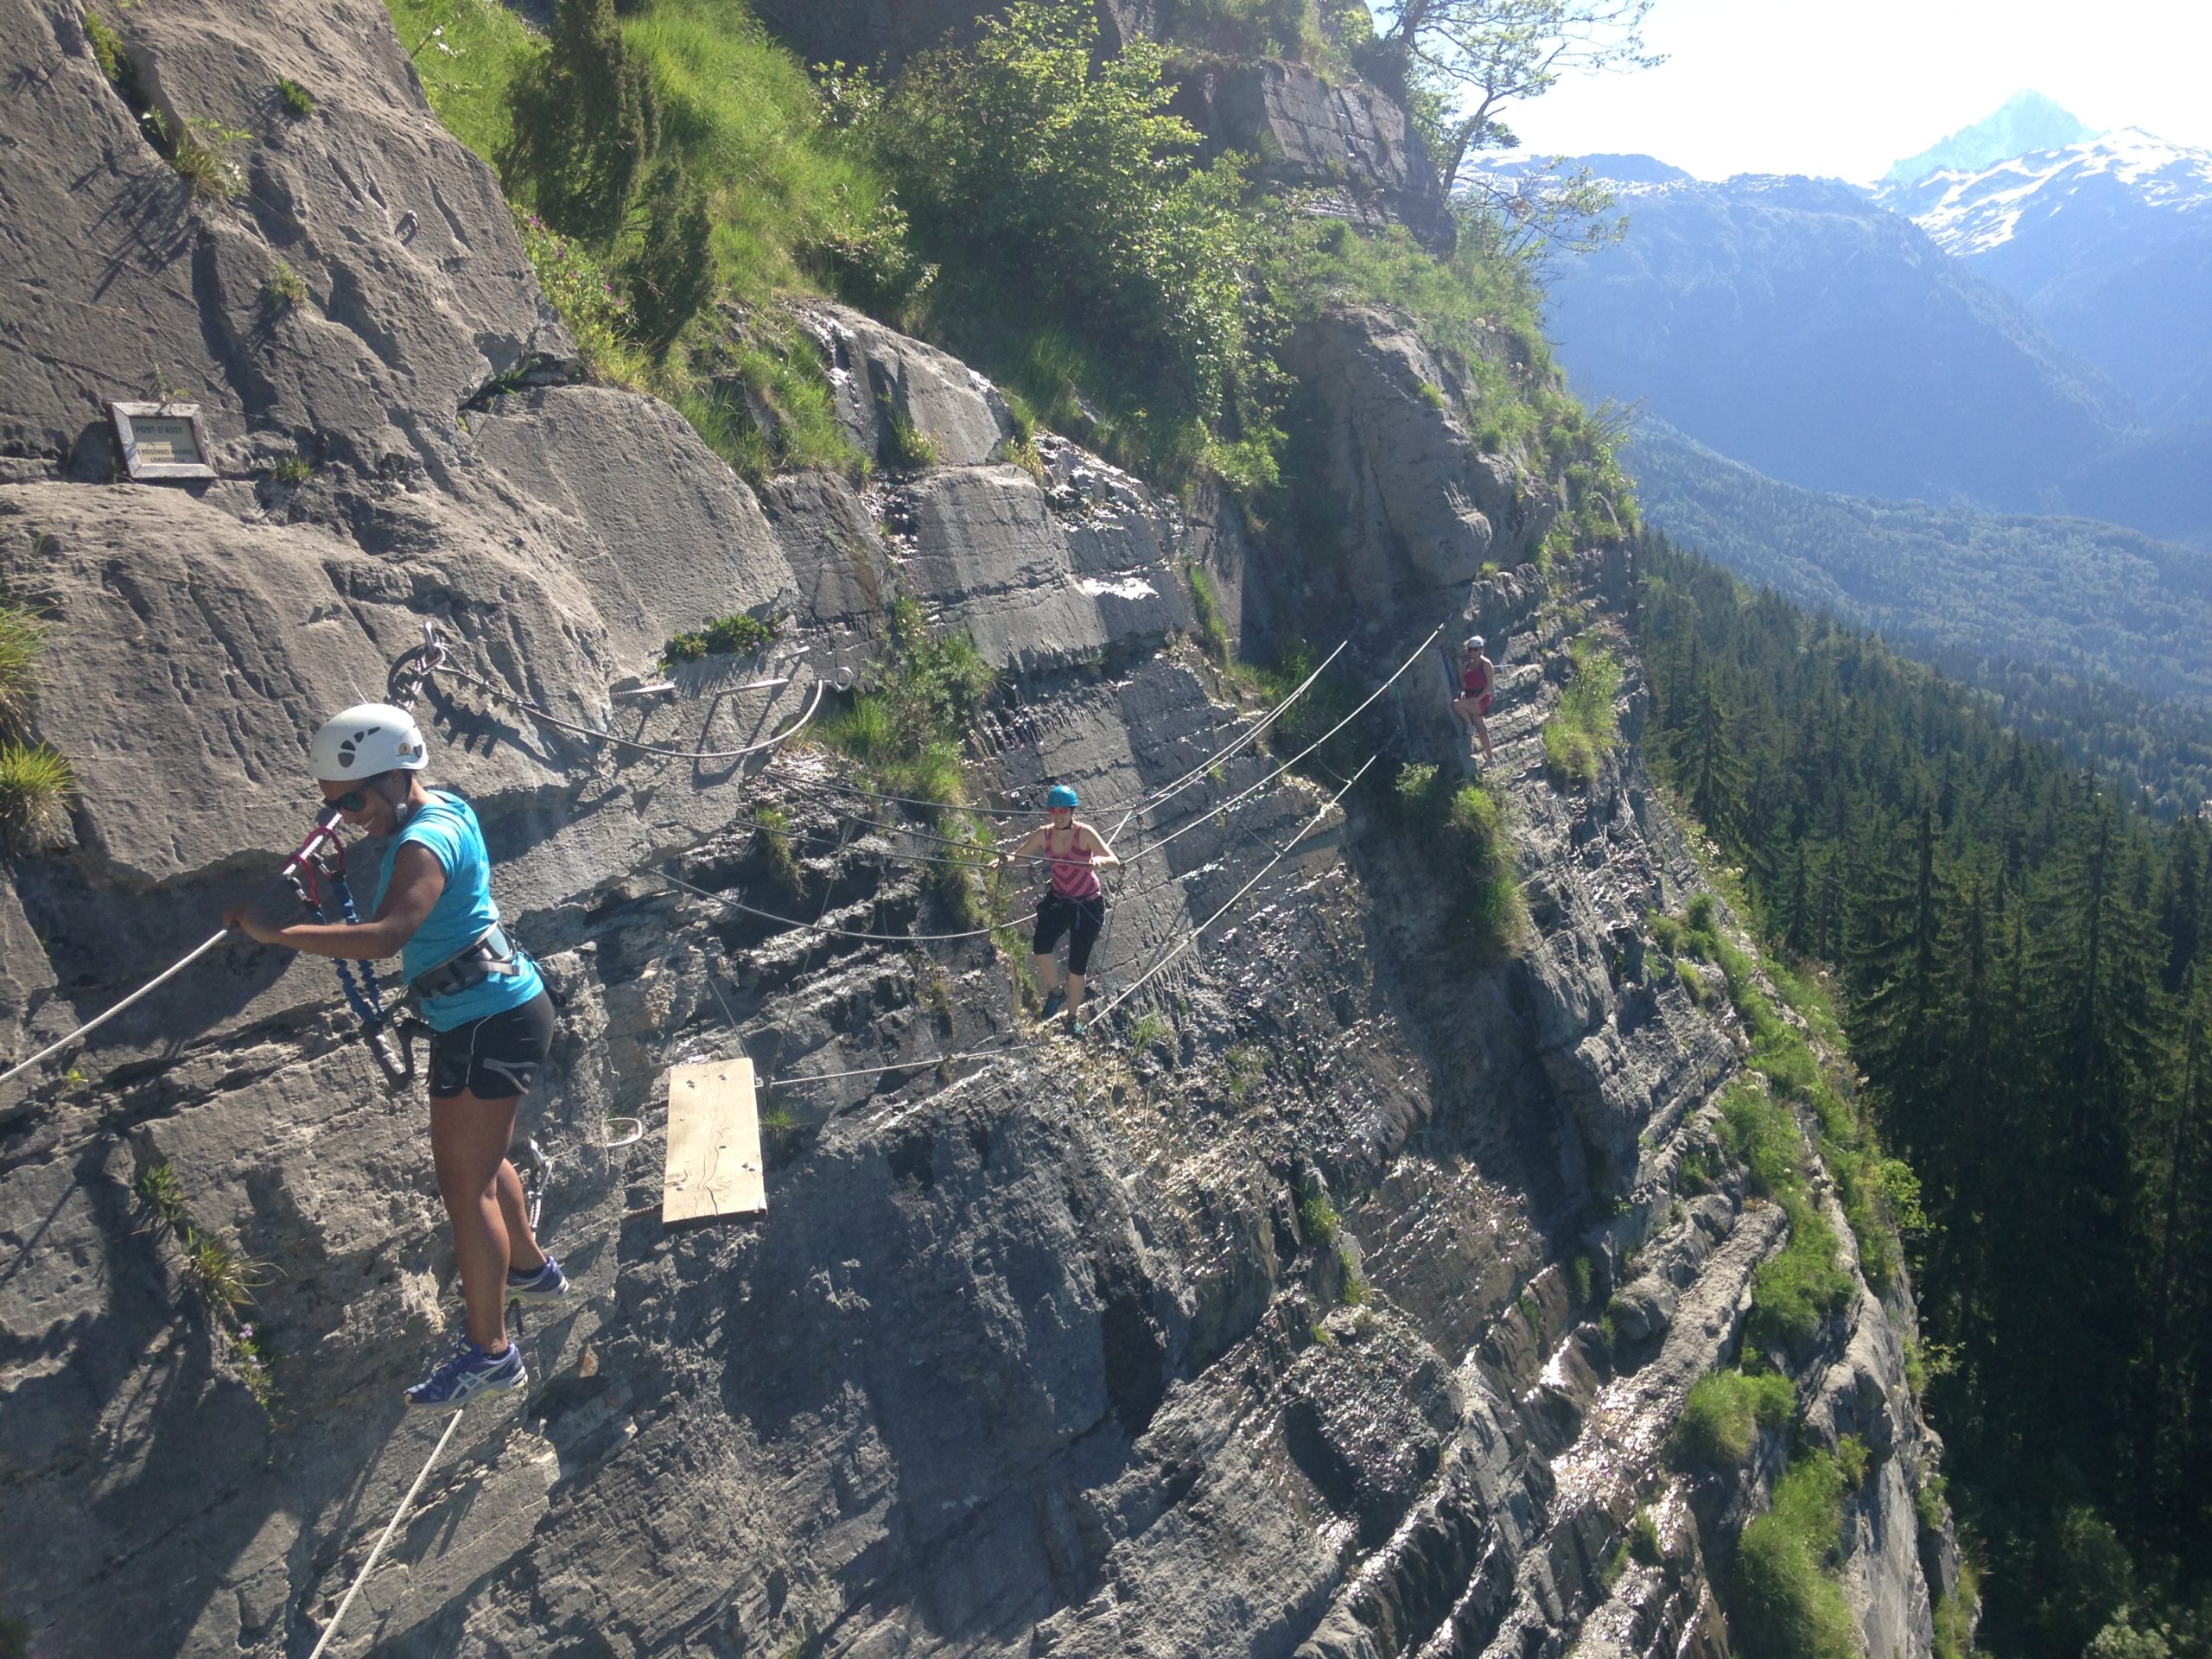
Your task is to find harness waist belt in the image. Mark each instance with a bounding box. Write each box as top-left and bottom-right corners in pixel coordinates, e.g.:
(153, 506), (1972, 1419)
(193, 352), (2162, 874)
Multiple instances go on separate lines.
(409, 925), (523, 1001)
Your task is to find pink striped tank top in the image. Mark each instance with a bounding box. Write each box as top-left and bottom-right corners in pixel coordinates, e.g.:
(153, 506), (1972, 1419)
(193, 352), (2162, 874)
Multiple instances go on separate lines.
(1046, 826), (1102, 901)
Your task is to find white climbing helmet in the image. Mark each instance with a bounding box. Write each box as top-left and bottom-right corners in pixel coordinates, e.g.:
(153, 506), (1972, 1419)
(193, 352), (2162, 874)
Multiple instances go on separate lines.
(309, 702), (428, 780)
(1466, 634), (1485, 651)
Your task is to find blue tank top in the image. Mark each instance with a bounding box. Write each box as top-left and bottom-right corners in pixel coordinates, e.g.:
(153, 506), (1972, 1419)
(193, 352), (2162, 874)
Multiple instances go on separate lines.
(372, 791), (543, 1031)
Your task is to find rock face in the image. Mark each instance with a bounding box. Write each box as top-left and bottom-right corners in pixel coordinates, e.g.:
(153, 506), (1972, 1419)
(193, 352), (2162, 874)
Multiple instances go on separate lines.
(0, 5), (1951, 1658)
(3, 0), (564, 479)
(1281, 306), (1552, 615)
(1171, 60), (1452, 247)
(800, 302), (1014, 470)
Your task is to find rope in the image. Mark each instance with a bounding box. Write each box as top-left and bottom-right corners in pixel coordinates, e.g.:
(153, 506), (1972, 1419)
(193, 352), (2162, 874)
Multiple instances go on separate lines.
(306, 1409), (465, 1659)
(1092, 754), (1375, 1027)
(764, 750), (1376, 1090)
(765, 636), (1351, 826)
(0, 929), (233, 1090)
(652, 625), (1440, 952)
(1109, 639), (1350, 836)
(425, 647), (828, 765)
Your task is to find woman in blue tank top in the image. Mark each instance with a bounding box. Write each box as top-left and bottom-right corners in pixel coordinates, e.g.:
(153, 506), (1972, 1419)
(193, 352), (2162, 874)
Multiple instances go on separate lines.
(223, 701), (563, 1410)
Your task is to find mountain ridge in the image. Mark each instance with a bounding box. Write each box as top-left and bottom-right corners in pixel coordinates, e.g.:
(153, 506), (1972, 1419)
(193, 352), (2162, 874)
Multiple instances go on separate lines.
(1881, 90), (2096, 185)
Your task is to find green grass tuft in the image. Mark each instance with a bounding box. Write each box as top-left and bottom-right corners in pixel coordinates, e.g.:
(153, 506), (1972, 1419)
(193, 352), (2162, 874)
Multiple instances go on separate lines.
(1388, 762), (1525, 954)
(1297, 1178), (1338, 1249)
(1675, 1367), (1793, 1467)
(666, 610), (783, 666)
(170, 117), (248, 200)
(1541, 634), (1623, 787)
(133, 1160), (190, 1233)
(0, 742), (73, 849)
(84, 9), (135, 95)
(261, 259), (308, 310)
(0, 603), (48, 727)
(752, 804), (804, 895)
(885, 410), (939, 471)
(1187, 564), (1231, 665)
(274, 76), (315, 116)
(383, 0), (533, 165)
(1732, 1450), (1859, 1659)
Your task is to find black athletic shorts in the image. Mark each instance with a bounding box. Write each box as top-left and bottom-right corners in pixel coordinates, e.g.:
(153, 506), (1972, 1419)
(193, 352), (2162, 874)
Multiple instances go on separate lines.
(1032, 893), (1105, 976)
(427, 990), (557, 1102)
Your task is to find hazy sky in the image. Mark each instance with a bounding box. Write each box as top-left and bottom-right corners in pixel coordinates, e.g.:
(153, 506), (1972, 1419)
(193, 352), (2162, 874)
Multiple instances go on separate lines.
(1495, 0), (2212, 181)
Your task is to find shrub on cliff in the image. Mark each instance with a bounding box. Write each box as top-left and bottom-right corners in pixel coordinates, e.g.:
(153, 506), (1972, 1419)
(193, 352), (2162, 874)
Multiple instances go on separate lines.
(0, 742), (74, 851)
(504, 0), (659, 245)
(0, 604), (47, 727)
(1732, 1449), (1858, 1659)
(1541, 633), (1622, 786)
(836, 3), (1275, 486)
(1674, 1367), (1792, 1467)
(1389, 762), (1523, 952)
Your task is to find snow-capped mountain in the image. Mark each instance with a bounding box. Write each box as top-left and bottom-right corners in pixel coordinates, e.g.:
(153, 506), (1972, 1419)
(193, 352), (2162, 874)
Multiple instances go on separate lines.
(1884, 129), (2212, 260)
(1878, 130), (2212, 424)
(1882, 89), (2095, 185)
(1518, 157), (2129, 514)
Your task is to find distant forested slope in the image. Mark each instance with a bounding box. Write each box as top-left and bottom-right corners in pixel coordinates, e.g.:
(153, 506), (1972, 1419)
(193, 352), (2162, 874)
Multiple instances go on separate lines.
(1626, 423), (2212, 812)
(1637, 539), (2212, 1659)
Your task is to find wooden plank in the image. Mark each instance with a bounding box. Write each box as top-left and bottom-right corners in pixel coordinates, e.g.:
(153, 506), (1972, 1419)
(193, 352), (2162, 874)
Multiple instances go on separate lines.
(661, 1058), (765, 1228)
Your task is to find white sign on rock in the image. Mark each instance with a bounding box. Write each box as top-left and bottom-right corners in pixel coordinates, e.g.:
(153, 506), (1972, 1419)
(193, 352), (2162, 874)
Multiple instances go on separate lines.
(109, 402), (216, 481)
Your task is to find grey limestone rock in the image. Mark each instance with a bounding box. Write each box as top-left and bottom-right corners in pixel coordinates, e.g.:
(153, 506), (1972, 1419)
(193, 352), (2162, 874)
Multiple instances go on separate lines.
(1172, 59), (1452, 248)
(799, 302), (1014, 469)
(2, 0), (566, 478)
(893, 462), (1196, 674)
(1281, 307), (1541, 613)
(0, 3), (1950, 1654)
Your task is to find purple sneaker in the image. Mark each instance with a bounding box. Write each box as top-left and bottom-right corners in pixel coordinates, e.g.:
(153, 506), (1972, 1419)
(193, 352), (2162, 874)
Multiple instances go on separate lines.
(405, 1334), (525, 1410)
(505, 1255), (569, 1304)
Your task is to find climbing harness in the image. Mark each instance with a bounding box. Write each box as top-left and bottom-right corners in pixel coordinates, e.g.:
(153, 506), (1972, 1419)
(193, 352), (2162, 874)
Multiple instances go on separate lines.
(283, 821), (418, 1092)
(750, 751), (1376, 1093)
(1091, 755), (1374, 1027)
(651, 626), (1441, 955)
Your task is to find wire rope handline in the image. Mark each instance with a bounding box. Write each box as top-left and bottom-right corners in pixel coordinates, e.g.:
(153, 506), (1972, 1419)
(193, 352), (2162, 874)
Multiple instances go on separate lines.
(759, 634), (1349, 827)
(305, 1409), (466, 1659)
(1092, 754), (1376, 1029)
(1106, 621), (1439, 867)
(758, 752), (1376, 1090)
(1108, 639), (1349, 836)
(0, 804), (364, 1092)
(652, 625), (1439, 953)
(391, 624), (828, 766)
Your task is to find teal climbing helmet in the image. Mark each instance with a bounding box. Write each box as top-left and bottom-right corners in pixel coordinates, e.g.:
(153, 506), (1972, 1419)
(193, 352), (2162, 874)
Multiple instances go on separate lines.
(1046, 785), (1079, 809)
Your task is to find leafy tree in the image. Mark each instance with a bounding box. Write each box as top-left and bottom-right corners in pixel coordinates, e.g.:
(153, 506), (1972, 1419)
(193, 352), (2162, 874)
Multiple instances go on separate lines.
(840, 3), (1268, 442)
(1370, 0), (1661, 204)
(1636, 532), (2212, 1656)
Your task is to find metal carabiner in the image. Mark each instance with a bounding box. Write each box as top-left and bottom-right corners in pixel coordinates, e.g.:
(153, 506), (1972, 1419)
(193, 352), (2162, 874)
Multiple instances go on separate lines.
(517, 1136), (553, 1233)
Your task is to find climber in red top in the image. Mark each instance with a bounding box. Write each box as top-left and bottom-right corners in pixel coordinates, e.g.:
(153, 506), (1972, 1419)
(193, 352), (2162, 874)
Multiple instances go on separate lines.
(1452, 635), (1497, 766)
(1001, 785), (1122, 1035)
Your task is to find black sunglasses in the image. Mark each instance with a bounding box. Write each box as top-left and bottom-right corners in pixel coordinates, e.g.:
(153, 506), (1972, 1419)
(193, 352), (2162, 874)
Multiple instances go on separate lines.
(327, 789), (368, 814)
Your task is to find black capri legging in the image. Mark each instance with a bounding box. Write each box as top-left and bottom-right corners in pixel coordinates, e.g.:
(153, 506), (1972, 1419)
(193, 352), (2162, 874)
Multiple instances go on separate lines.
(1032, 893), (1105, 975)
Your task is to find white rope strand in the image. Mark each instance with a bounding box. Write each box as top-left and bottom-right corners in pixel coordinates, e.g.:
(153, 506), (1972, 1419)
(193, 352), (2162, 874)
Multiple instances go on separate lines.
(1093, 755), (1375, 1028)
(0, 928), (233, 1090)
(306, 1408), (466, 1659)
